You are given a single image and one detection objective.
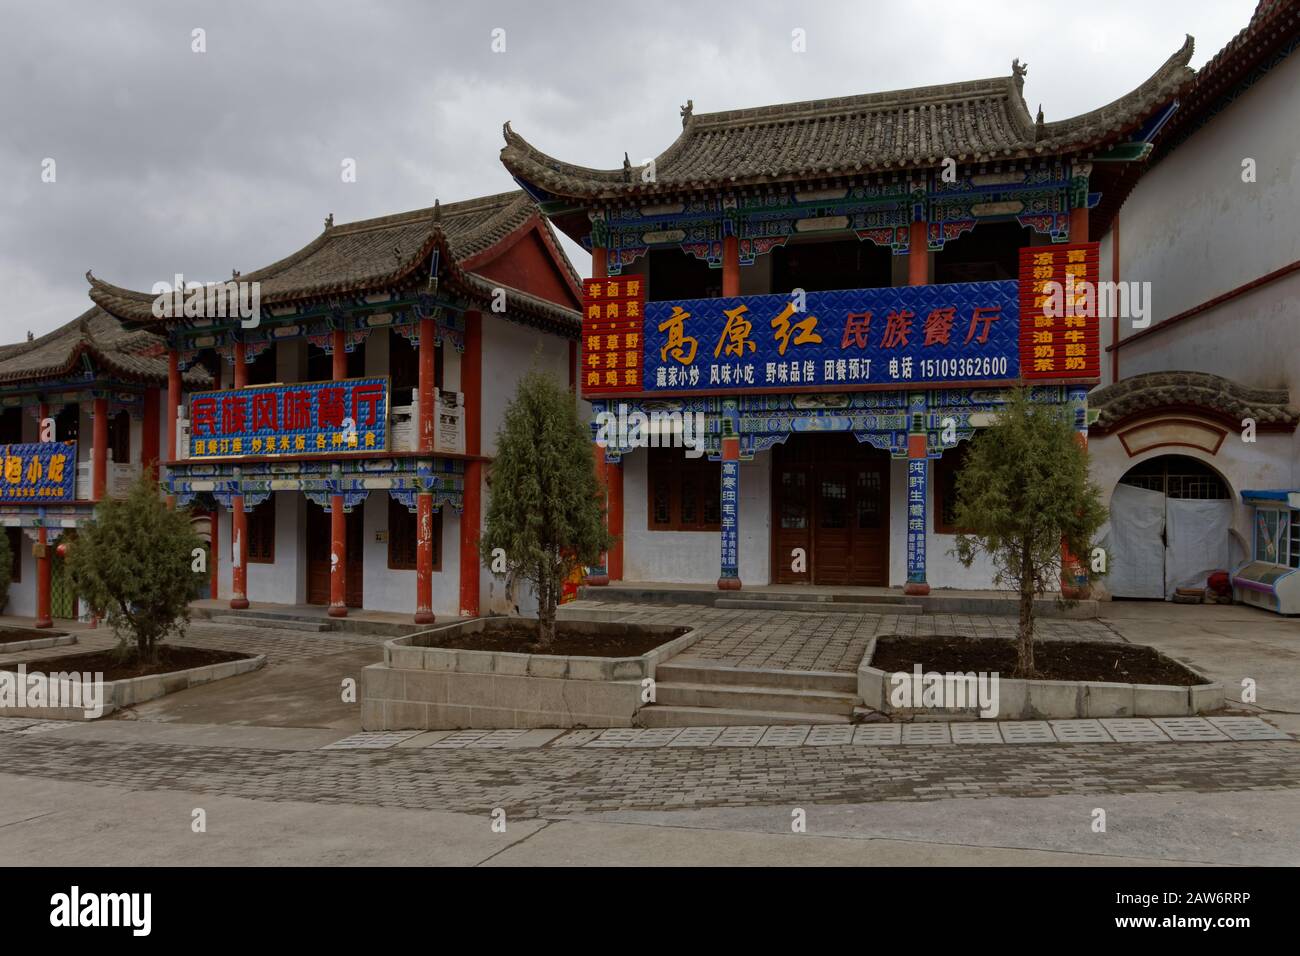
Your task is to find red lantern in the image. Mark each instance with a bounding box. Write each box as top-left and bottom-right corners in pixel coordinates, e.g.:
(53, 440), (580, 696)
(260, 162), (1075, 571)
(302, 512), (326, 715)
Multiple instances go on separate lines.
(55, 542), (68, 557)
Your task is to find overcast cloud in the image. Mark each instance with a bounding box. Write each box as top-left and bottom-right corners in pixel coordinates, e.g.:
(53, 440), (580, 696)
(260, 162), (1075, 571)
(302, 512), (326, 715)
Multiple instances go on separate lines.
(0, 0), (1257, 339)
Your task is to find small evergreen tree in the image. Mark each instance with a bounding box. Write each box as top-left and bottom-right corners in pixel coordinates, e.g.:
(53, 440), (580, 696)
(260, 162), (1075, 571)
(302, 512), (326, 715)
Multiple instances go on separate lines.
(480, 366), (612, 650)
(0, 526), (13, 613)
(952, 388), (1106, 677)
(66, 473), (206, 662)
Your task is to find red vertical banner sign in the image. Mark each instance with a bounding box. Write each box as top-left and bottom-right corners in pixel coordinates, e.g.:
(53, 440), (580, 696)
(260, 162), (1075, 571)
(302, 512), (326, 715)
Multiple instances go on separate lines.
(1018, 242), (1101, 381)
(580, 277), (646, 395)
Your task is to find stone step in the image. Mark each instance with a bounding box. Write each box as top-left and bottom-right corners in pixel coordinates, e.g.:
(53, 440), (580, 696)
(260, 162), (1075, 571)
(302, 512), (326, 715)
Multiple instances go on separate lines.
(654, 682), (857, 716)
(211, 614), (333, 633)
(715, 598), (922, 614)
(730, 591), (914, 605)
(656, 661), (857, 695)
(637, 705), (850, 727)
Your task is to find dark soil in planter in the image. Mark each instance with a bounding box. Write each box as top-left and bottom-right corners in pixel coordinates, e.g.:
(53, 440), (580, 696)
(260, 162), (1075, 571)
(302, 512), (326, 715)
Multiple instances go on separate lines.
(0, 646), (251, 681)
(871, 636), (1205, 685)
(0, 627), (67, 644)
(430, 622), (687, 658)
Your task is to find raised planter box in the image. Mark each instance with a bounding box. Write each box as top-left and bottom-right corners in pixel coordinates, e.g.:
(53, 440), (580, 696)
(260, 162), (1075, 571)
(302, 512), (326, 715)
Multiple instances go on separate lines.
(0, 626), (77, 653)
(362, 615), (701, 730)
(857, 636), (1223, 720)
(0, 654), (264, 721)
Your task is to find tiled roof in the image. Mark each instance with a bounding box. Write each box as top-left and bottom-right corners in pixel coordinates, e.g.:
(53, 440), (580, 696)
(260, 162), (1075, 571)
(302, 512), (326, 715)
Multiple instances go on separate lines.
(0, 307), (210, 387)
(1154, 0), (1298, 159)
(88, 190), (581, 333)
(1090, 370), (1299, 431)
(500, 38), (1195, 199)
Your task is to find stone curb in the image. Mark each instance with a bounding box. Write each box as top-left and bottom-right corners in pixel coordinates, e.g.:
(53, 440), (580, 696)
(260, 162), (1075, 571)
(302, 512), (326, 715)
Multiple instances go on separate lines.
(0, 653), (265, 721)
(856, 637), (1223, 719)
(0, 633), (78, 653)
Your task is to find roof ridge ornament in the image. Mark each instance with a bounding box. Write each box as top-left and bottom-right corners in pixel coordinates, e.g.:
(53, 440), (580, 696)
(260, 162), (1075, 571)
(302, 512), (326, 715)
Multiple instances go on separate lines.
(680, 98), (693, 127)
(433, 198), (441, 223)
(622, 152), (632, 183)
(324, 213), (334, 230)
(1012, 58), (1028, 94)
(1035, 104), (1045, 140)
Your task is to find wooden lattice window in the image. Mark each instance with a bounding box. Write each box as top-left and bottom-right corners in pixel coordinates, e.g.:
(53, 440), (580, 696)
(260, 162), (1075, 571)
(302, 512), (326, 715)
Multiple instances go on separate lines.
(247, 497), (275, 564)
(646, 447), (721, 531)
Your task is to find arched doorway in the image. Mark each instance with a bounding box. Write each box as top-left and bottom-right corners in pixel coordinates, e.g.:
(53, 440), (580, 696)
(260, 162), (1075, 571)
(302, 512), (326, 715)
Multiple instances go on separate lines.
(1108, 454), (1233, 599)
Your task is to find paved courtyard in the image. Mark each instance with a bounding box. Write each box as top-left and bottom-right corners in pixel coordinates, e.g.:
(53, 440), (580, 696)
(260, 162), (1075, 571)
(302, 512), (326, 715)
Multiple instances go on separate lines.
(0, 600), (1296, 864)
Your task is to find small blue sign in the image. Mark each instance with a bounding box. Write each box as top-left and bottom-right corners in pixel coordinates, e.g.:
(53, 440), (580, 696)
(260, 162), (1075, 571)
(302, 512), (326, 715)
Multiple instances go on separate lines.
(0, 442), (77, 502)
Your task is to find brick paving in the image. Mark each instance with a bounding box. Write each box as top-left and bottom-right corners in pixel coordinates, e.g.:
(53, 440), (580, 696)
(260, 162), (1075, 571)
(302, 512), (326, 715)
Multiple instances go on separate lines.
(566, 602), (1119, 672)
(0, 728), (1293, 819)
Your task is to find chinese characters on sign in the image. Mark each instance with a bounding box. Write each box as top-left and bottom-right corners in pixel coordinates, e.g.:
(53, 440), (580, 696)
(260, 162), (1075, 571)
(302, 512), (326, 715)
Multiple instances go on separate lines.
(187, 377), (389, 458)
(639, 283), (1021, 394)
(906, 458), (927, 581)
(1017, 242), (1101, 379)
(720, 458), (739, 579)
(581, 277), (645, 394)
(0, 442), (76, 502)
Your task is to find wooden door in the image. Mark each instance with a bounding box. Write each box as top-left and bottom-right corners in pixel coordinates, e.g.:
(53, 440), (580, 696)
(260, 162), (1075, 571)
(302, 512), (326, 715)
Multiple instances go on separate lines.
(306, 505), (364, 607)
(771, 434), (890, 586)
(773, 461), (812, 584)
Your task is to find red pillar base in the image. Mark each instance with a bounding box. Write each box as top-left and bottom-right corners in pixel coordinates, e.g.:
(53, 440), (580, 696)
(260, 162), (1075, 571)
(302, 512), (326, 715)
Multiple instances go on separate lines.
(413, 610), (435, 625)
(903, 582), (931, 596)
(328, 605), (348, 618)
(585, 573), (610, 586)
(230, 597), (250, 610)
(717, 577), (742, 591)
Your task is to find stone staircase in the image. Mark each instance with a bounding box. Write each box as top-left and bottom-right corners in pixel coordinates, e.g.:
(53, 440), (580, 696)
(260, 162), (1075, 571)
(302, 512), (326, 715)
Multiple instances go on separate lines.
(714, 591), (922, 615)
(638, 661), (859, 726)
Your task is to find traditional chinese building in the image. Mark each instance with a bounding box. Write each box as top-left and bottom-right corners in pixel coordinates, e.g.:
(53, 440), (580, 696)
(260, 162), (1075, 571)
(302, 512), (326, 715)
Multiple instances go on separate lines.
(1089, 1), (1300, 609)
(82, 190), (581, 621)
(501, 42), (1196, 593)
(0, 307), (211, 624)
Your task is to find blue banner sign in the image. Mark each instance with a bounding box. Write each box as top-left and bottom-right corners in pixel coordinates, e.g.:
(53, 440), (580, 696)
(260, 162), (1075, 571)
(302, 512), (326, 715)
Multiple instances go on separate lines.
(0, 442), (77, 502)
(643, 281), (1020, 393)
(188, 377), (389, 458)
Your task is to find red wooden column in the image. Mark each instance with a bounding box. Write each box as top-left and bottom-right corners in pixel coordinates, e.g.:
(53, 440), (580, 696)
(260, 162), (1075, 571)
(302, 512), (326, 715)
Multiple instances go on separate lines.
(166, 349), (181, 507)
(585, 246), (611, 586)
(91, 396), (108, 501)
(328, 331), (349, 617)
(458, 310), (483, 616)
(229, 343), (251, 609)
(722, 235), (740, 297)
(34, 401), (52, 628)
(141, 387), (160, 483)
(908, 219), (928, 286)
(415, 314), (437, 624)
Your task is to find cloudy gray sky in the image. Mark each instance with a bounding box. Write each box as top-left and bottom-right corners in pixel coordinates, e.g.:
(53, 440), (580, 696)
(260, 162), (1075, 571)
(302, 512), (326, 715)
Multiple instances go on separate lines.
(0, 0), (1257, 339)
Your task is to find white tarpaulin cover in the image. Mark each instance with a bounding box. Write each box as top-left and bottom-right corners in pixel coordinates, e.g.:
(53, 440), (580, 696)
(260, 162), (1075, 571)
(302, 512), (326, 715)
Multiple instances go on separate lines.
(1165, 498), (1232, 598)
(1106, 483), (1167, 599)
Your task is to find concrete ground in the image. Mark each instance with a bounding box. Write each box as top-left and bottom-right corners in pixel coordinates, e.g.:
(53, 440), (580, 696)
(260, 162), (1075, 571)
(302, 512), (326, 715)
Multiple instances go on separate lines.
(0, 599), (1296, 865)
